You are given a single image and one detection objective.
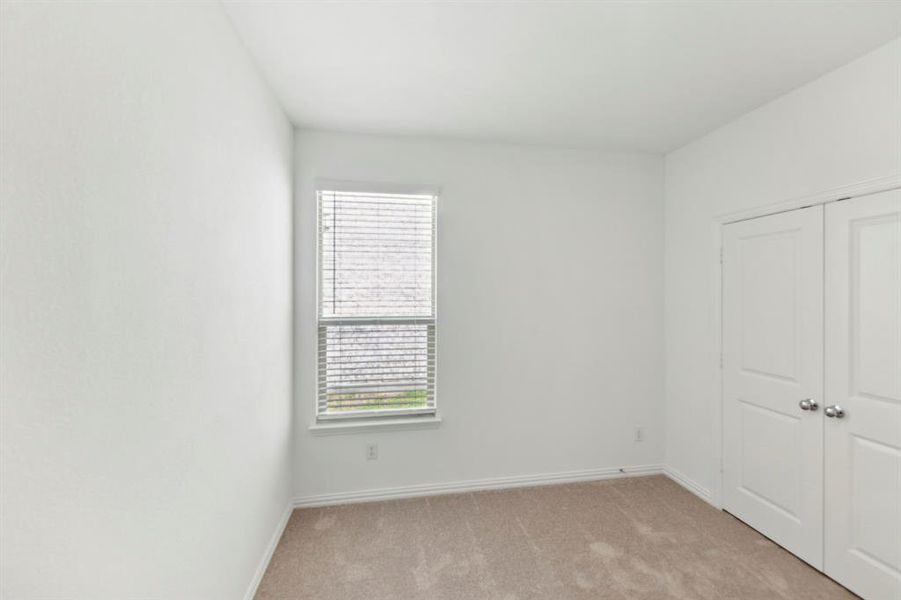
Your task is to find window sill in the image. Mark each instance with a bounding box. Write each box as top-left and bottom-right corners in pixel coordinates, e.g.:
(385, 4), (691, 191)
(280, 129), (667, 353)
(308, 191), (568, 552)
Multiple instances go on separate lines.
(308, 415), (442, 436)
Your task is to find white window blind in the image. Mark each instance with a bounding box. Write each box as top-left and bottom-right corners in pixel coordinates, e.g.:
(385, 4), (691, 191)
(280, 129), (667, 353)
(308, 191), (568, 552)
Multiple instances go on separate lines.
(317, 189), (436, 419)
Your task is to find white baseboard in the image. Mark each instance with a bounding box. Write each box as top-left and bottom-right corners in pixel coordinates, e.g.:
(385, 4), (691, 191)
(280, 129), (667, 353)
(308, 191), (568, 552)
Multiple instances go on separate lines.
(293, 463), (664, 508)
(243, 503), (294, 600)
(663, 465), (714, 506)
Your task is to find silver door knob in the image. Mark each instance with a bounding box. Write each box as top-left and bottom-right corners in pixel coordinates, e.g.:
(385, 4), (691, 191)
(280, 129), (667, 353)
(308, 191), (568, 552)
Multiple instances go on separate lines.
(824, 405), (845, 419)
(799, 399), (819, 411)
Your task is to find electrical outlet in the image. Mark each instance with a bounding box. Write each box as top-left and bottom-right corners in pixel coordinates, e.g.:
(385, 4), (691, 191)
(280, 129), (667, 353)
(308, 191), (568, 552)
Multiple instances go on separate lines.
(366, 443), (378, 460)
(634, 427), (645, 442)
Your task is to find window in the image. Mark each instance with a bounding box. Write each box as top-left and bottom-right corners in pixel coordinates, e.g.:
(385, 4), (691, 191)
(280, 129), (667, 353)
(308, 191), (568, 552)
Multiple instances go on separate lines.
(317, 188), (437, 420)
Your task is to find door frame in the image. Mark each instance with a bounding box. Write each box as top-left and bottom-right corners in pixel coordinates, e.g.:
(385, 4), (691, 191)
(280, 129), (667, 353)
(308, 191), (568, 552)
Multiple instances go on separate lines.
(706, 173), (901, 510)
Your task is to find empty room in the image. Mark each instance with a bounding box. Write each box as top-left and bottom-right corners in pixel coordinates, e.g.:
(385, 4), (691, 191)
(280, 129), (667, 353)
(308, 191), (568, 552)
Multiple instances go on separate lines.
(2, 1), (900, 599)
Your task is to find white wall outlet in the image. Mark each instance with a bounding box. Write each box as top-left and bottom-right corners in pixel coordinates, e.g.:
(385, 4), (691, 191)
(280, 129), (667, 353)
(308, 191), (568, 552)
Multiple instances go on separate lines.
(634, 426), (645, 442)
(366, 443), (378, 460)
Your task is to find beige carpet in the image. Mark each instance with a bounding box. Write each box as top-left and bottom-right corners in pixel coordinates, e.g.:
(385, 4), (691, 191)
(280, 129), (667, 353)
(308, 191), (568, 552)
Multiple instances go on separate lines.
(255, 475), (855, 599)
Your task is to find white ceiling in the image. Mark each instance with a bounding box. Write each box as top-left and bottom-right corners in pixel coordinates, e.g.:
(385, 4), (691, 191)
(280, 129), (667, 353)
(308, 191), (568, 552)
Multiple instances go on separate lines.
(223, 1), (901, 153)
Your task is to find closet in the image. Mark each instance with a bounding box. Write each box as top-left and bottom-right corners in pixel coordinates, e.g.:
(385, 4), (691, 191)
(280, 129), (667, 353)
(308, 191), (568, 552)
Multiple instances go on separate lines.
(721, 188), (900, 599)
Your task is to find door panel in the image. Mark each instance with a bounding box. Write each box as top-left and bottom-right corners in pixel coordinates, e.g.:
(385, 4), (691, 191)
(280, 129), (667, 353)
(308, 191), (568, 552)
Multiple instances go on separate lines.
(825, 189), (901, 600)
(722, 206), (824, 568)
(739, 402), (803, 519)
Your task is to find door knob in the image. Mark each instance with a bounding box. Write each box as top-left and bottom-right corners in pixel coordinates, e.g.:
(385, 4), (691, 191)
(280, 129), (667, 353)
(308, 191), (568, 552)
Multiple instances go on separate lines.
(799, 399), (818, 411)
(824, 405), (845, 419)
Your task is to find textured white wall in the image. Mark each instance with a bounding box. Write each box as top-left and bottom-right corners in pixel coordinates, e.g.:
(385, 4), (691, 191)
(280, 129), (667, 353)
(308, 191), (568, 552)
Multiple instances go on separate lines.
(294, 131), (665, 500)
(664, 39), (901, 497)
(0, 3), (293, 598)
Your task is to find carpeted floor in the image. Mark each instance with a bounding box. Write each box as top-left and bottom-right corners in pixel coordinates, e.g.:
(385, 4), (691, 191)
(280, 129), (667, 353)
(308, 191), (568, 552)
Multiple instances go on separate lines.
(255, 474), (855, 599)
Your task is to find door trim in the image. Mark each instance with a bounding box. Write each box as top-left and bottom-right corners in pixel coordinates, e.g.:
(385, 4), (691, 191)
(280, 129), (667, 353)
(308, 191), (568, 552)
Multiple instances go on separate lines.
(706, 173), (901, 510)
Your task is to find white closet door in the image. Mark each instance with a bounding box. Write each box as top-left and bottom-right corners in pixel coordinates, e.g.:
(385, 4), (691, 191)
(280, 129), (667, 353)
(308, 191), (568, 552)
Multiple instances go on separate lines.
(722, 206), (824, 568)
(824, 189), (901, 600)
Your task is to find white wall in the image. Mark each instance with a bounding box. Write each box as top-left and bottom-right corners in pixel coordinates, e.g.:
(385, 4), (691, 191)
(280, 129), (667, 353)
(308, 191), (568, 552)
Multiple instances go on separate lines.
(294, 131), (664, 501)
(0, 3), (292, 599)
(664, 39), (901, 498)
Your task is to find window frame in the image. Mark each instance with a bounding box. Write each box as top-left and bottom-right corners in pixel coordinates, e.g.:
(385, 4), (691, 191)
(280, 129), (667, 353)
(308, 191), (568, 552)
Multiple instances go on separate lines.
(314, 181), (439, 424)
